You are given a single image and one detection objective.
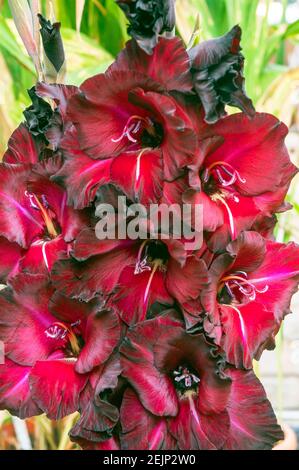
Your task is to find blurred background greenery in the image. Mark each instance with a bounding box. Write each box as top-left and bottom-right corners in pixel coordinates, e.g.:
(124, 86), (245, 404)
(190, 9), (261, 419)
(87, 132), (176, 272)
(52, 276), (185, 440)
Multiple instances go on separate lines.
(0, 0), (299, 450)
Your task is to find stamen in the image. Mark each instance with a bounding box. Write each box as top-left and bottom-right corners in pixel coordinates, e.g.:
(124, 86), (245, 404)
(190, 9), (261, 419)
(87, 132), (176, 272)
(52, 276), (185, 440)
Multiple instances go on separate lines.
(111, 115), (148, 144)
(214, 194), (236, 239)
(25, 191), (58, 238)
(42, 241), (49, 271)
(173, 366), (200, 392)
(221, 274), (269, 302)
(25, 191), (39, 209)
(143, 262), (159, 308)
(222, 303), (248, 350)
(32, 239), (50, 271)
(135, 240), (150, 274)
(204, 161), (246, 188)
(216, 168), (237, 187)
(44, 322), (80, 355)
(135, 148), (150, 184)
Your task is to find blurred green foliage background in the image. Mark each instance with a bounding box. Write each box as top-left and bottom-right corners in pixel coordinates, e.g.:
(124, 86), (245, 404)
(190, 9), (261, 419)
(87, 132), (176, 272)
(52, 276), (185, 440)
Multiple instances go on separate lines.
(0, 0), (299, 449)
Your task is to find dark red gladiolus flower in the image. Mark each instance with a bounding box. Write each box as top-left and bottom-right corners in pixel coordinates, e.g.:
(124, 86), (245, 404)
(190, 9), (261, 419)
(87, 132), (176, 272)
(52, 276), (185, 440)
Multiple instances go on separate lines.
(63, 38), (197, 207)
(0, 124), (87, 279)
(52, 225), (209, 325)
(0, 163), (87, 279)
(0, 274), (121, 419)
(184, 112), (297, 251)
(189, 25), (255, 124)
(198, 231), (299, 369)
(119, 311), (283, 450)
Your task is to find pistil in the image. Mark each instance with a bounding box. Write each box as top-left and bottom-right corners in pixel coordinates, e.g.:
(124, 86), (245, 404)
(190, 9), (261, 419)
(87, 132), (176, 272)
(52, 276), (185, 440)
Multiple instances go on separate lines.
(221, 273), (269, 302)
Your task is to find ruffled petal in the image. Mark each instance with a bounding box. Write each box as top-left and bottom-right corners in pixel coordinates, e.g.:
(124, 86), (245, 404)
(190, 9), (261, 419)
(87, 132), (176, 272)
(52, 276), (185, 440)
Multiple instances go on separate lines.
(224, 368), (284, 450)
(110, 37), (192, 92)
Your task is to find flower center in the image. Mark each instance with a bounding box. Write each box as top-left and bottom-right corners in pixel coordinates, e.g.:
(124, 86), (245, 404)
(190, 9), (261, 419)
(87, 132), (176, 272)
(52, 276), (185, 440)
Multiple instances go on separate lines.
(173, 365), (200, 396)
(218, 271), (269, 304)
(203, 161), (246, 188)
(112, 115), (163, 148)
(134, 240), (169, 320)
(44, 320), (82, 356)
(25, 191), (59, 239)
(135, 240), (169, 274)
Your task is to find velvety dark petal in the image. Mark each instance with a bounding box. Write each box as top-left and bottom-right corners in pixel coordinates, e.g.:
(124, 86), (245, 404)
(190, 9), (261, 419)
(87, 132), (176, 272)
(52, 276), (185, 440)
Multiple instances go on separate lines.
(120, 315), (181, 416)
(30, 359), (88, 420)
(120, 388), (176, 450)
(190, 26), (242, 69)
(73, 228), (132, 261)
(0, 359), (41, 418)
(56, 128), (111, 209)
(3, 124), (38, 164)
(110, 37), (192, 92)
(0, 276), (64, 366)
(23, 86), (53, 145)
(76, 308), (121, 374)
(49, 290), (94, 325)
(73, 383), (119, 438)
(0, 237), (22, 282)
(227, 231), (266, 273)
(224, 368), (284, 450)
(116, 1), (176, 55)
(52, 246), (135, 301)
(72, 357), (122, 444)
(36, 82), (78, 120)
(68, 71), (162, 159)
(70, 432), (119, 450)
(166, 257), (209, 305)
(189, 26), (255, 123)
(200, 253), (233, 341)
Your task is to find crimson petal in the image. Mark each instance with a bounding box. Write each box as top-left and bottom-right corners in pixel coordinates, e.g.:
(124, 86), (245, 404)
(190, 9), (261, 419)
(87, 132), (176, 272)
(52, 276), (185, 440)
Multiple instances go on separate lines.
(68, 71), (162, 159)
(76, 308), (121, 374)
(29, 359), (88, 420)
(3, 124), (38, 164)
(56, 128), (111, 209)
(224, 368), (284, 450)
(219, 302), (274, 369)
(0, 359), (41, 418)
(110, 37), (193, 93)
(120, 388), (176, 450)
(0, 276), (63, 366)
